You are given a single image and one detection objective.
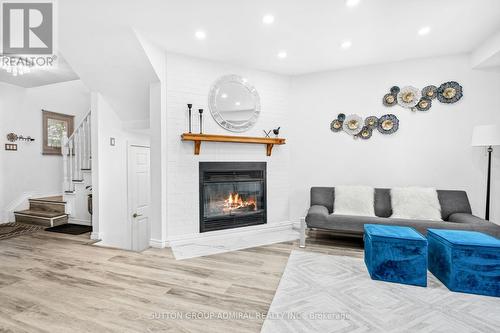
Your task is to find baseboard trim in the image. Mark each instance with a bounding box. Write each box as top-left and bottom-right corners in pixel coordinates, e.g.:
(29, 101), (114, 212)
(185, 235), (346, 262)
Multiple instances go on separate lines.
(68, 217), (92, 226)
(90, 232), (102, 240)
(0, 211), (10, 224)
(149, 238), (169, 248)
(292, 220), (302, 230)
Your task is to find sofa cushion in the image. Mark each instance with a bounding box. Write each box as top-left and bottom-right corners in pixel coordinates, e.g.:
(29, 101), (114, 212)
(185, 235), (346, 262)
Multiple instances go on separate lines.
(320, 215), (445, 235)
(375, 189), (392, 217)
(437, 190), (473, 220)
(305, 205), (329, 225)
(391, 187), (442, 221)
(310, 187), (473, 219)
(333, 186), (375, 217)
(311, 187), (335, 213)
(305, 211), (500, 238)
(448, 213), (489, 225)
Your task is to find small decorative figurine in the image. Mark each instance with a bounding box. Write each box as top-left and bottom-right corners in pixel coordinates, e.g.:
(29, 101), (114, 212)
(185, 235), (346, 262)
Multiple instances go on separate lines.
(199, 109), (204, 134)
(273, 127), (280, 137)
(187, 104), (193, 133)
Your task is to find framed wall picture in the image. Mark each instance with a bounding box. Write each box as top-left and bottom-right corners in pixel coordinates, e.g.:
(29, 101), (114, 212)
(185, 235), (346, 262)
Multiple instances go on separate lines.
(42, 110), (74, 155)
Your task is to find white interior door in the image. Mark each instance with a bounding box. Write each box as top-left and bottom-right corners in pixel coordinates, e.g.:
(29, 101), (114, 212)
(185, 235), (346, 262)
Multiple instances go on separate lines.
(128, 145), (151, 252)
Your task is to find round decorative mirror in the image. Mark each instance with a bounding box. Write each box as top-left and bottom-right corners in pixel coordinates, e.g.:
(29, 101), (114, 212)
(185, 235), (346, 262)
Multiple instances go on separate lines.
(208, 74), (260, 132)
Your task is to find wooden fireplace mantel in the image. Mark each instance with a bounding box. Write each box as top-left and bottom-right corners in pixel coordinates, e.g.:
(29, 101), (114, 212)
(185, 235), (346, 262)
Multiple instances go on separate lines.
(181, 133), (286, 156)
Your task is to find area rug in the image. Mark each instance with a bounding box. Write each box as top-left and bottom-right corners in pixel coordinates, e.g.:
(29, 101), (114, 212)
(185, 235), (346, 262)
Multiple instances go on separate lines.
(0, 222), (43, 240)
(261, 250), (500, 333)
(45, 224), (92, 235)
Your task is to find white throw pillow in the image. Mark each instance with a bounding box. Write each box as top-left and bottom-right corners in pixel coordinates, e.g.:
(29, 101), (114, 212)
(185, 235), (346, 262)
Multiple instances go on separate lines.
(333, 186), (375, 217)
(391, 187), (442, 221)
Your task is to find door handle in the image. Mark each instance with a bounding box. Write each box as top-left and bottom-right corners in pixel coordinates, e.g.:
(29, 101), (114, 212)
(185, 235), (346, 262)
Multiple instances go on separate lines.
(132, 213), (143, 218)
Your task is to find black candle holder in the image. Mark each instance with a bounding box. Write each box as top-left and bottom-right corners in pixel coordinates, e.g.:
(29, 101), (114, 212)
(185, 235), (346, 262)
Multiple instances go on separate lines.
(187, 104), (193, 133)
(199, 109), (204, 134)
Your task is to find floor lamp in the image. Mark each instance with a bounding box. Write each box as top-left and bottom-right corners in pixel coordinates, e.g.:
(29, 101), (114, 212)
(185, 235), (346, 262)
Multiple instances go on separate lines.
(471, 124), (500, 220)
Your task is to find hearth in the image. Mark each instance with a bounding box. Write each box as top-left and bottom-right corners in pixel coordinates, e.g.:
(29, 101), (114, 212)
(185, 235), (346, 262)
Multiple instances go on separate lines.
(199, 162), (266, 232)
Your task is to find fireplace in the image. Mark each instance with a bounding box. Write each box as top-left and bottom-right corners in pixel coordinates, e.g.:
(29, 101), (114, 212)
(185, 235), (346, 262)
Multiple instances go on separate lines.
(199, 162), (267, 232)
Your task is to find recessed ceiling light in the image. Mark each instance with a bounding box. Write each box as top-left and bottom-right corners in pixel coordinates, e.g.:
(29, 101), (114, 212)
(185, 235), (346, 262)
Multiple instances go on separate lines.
(345, 0), (361, 7)
(277, 51), (287, 59)
(263, 14), (275, 25)
(235, 101), (241, 106)
(221, 93), (228, 99)
(195, 30), (206, 40)
(418, 26), (431, 36)
(340, 40), (352, 49)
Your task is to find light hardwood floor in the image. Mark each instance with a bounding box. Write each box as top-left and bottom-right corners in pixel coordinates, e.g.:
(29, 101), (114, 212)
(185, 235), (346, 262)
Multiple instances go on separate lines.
(0, 229), (363, 333)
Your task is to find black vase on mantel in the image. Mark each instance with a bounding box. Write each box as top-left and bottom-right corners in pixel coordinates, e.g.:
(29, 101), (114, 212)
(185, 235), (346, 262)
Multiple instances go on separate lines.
(199, 109), (204, 134)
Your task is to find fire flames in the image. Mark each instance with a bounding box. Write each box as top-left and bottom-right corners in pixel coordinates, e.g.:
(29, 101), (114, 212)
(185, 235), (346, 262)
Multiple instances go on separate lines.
(223, 192), (257, 213)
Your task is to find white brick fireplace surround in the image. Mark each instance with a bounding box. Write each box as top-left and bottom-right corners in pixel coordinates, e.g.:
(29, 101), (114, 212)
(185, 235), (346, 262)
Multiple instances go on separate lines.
(163, 53), (292, 245)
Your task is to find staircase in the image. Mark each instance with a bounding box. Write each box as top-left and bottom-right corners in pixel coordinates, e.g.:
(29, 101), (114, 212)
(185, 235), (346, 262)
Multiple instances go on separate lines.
(14, 110), (92, 227)
(62, 110), (92, 193)
(14, 197), (68, 227)
(62, 110), (92, 225)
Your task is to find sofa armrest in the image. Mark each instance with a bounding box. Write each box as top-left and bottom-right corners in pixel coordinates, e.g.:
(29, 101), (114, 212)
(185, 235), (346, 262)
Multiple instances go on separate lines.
(448, 213), (487, 225)
(305, 205), (329, 225)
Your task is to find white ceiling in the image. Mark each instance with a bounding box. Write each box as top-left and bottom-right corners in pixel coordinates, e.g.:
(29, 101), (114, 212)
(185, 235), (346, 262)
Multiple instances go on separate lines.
(0, 54), (79, 88)
(14, 0), (499, 121)
(129, 0), (500, 74)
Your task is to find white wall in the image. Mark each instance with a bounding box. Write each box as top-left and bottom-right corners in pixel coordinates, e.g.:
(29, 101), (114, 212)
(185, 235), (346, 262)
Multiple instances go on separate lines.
(0, 80), (90, 222)
(471, 30), (500, 69)
(289, 54), (500, 224)
(135, 32), (169, 248)
(165, 53), (291, 240)
(91, 92), (150, 249)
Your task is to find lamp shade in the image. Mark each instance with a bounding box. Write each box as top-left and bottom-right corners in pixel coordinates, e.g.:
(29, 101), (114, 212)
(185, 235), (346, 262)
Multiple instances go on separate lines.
(471, 125), (500, 147)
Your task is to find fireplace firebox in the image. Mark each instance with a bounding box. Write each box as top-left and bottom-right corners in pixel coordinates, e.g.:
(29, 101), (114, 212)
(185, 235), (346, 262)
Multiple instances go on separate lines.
(199, 162), (266, 232)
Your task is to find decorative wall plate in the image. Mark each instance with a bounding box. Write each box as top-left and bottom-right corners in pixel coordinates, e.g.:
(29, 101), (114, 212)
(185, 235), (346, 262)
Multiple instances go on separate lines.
(397, 86), (421, 108)
(6, 133), (18, 142)
(358, 126), (372, 140)
(337, 113), (346, 122)
(343, 114), (363, 135)
(416, 98), (432, 111)
(365, 116), (379, 129)
(422, 85), (437, 100)
(331, 114), (398, 140)
(383, 81), (462, 111)
(377, 114), (399, 134)
(437, 81), (463, 104)
(330, 119), (343, 132)
(390, 86), (400, 95)
(383, 94), (397, 106)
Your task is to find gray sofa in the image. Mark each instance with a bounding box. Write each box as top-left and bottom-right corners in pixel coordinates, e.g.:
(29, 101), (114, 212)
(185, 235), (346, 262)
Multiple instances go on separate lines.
(300, 187), (500, 247)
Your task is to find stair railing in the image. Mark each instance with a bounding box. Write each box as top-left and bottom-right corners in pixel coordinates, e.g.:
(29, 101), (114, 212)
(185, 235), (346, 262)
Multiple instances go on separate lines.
(62, 110), (91, 192)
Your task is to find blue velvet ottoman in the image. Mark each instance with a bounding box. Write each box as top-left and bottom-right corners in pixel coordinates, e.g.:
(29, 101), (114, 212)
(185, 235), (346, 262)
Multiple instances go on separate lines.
(364, 224), (428, 287)
(428, 229), (500, 297)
